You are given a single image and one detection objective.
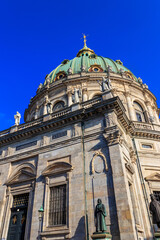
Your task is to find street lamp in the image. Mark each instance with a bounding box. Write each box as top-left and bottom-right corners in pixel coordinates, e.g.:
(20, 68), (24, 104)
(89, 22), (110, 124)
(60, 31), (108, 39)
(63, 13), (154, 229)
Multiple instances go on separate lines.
(38, 205), (44, 239)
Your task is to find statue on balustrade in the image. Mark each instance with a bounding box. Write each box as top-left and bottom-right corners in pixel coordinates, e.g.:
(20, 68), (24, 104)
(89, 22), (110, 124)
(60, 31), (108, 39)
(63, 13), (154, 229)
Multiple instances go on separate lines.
(98, 77), (112, 92)
(150, 194), (160, 228)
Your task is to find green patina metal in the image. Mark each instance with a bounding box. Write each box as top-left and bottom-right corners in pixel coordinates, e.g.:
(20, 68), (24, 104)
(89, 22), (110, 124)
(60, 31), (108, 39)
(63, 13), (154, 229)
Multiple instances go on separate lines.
(45, 44), (138, 84)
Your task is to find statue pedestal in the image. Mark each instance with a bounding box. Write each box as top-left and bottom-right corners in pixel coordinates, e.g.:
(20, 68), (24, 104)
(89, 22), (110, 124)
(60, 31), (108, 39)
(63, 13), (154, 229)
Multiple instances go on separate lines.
(155, 231), (160, 239)
(91, 232), (112, 240)
(102, 90), (113, 100)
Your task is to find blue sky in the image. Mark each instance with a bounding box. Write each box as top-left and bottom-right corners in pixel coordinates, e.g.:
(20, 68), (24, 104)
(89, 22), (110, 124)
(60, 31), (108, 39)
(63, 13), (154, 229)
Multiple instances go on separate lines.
(0, 0), (160, 131)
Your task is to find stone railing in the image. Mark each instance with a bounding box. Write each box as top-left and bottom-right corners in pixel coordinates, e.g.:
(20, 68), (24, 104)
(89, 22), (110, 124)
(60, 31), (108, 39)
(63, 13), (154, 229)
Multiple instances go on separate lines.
(0, 129), (10, 137)
(17, 117), (43, 131)
(0, 98), (102, 137)
(81, 98), (102, 109)
(51, 107), (71, 118)
(0, 118), (43, 137)
(133, 122), (153, 130)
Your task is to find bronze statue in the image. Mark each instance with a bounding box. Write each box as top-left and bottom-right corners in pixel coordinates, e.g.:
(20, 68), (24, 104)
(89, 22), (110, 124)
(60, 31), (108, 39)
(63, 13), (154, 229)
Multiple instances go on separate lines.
(95, 199), (107, 232)
(150, 194), (160, 228)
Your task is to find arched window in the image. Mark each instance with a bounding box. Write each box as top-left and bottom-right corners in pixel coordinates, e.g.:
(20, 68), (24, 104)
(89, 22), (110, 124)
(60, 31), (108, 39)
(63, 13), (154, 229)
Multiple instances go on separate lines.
(92, 94), (102, 99)
(133, 101), (146, 122)
(52, 101), (65, 112)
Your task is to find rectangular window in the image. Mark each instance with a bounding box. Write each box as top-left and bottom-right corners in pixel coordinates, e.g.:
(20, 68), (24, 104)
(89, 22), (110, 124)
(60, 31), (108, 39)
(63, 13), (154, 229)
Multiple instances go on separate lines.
(142, 144), (153, 149)
(49, 185), (66, 226)
(16, 141), (37, 151)
(52, 131), (67, 140)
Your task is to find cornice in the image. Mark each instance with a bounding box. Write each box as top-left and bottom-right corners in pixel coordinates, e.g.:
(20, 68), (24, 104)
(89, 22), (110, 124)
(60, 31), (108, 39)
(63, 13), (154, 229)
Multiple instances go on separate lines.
(0, 127), (105, 164)
(1, 96), (160, 150)
(0, 97), (121, 146)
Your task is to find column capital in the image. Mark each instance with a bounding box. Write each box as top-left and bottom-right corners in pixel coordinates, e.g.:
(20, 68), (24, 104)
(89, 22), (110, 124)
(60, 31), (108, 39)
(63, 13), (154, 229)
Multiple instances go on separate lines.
(103, 130), (123, 146)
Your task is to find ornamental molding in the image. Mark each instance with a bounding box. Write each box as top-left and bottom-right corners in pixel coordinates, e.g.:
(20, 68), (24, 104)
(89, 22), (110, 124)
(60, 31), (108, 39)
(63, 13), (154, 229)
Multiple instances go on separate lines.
(125, 162), (135, 175)
(91, 150), (108, 174)
(129, 147), (137, 163)
(5, 163), (36, 186)
(103, 130), (123, 146)
(1, 96), (160, 148)
(145, 172), (160, 182)
(42, 162), (73, 177)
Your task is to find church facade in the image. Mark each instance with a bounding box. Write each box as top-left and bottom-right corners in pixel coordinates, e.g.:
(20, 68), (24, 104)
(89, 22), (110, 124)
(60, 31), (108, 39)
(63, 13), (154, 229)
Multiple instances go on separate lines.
(0, 40), (160, 240)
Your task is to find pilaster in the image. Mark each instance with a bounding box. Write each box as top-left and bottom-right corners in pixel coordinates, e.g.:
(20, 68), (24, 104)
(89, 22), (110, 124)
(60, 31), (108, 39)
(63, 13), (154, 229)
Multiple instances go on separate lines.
(124, 91), (135, 121)
(104, 132), (136, 240)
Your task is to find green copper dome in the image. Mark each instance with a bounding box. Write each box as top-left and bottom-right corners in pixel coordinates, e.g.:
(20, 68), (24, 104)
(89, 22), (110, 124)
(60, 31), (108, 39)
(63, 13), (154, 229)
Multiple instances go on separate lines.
(44, 44), (137, 84)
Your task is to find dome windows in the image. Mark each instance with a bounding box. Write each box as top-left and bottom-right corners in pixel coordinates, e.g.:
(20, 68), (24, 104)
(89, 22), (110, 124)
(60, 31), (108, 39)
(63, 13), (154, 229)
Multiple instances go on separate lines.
(59, 74), (64, 79)
(133, 101), (146, 122)
(89, 54), (97, 59)
(55, 71), (66, 81)
(125, 71), (134, 80)
(88, 64), (103, 73)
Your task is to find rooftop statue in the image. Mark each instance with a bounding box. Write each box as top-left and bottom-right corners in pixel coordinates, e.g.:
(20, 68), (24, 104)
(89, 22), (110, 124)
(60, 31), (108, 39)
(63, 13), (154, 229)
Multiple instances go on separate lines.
(95, 199), (107, 232)
(150, 194), (160, 228)
(14, 111), (21, 126)
(98, 77), (112, 92)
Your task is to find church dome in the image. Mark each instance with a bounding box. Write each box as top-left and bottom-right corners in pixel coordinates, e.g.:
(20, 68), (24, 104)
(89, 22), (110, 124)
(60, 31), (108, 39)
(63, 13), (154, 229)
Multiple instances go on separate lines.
(44, 43), (138, 85)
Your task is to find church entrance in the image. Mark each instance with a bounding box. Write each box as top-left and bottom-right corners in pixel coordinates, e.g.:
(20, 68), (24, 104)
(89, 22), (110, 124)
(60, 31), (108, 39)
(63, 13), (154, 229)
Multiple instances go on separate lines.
(7, 193), (29, 240)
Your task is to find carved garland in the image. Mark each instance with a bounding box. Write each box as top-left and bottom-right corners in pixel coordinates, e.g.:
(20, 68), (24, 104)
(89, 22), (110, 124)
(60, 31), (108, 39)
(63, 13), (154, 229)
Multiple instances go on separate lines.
(91, 150), (108, 174)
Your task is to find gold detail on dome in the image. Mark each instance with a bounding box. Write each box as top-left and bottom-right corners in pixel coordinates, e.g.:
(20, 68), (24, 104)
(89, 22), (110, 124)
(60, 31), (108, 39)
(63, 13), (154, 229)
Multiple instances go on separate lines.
(82, 33), (87, 47)
(77, 35), (95, 57)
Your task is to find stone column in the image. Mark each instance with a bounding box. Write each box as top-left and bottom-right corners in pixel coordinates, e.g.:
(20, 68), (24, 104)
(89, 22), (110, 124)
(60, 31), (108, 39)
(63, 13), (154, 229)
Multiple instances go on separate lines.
(34, 106), (39, 119)
(43, 95), (49, 115)
(145, 101), (155, 123)
(30, 155), (46, 240)
(67, 91), (72, 106)
(105, 132), (136, 240)
(152, 106), (160, 124)
(82, 88), (88, 102)
(124, 92), (136, 121)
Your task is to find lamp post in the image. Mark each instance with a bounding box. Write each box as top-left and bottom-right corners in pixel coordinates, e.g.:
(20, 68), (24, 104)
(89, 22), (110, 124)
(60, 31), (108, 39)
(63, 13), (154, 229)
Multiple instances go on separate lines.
(38, 205), (44, 239)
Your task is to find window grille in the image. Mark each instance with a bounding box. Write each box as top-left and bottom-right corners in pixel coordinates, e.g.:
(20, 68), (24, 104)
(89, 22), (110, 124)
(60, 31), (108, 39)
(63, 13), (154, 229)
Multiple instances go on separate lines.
(49, 185), (66, 226)
(153, 191), (160, 202)
(13, 193), (29, 208)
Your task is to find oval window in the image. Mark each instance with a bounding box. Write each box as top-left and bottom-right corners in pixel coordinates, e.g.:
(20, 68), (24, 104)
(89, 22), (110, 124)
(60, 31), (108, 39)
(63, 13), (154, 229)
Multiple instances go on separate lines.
(59, 74), (64, 79)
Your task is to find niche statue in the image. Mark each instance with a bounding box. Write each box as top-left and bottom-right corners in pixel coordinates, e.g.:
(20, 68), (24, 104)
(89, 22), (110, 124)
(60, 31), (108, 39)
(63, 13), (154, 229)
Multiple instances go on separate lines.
(95, 199), (107, 232)
(150, 194), (160, 228)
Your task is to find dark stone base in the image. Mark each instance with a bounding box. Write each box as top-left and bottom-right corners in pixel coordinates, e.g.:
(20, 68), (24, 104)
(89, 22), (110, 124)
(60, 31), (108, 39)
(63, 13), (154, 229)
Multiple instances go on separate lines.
(155, 231), (160, 239)
(102, 90), (113, 100)
(91, 232), (112, 240)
